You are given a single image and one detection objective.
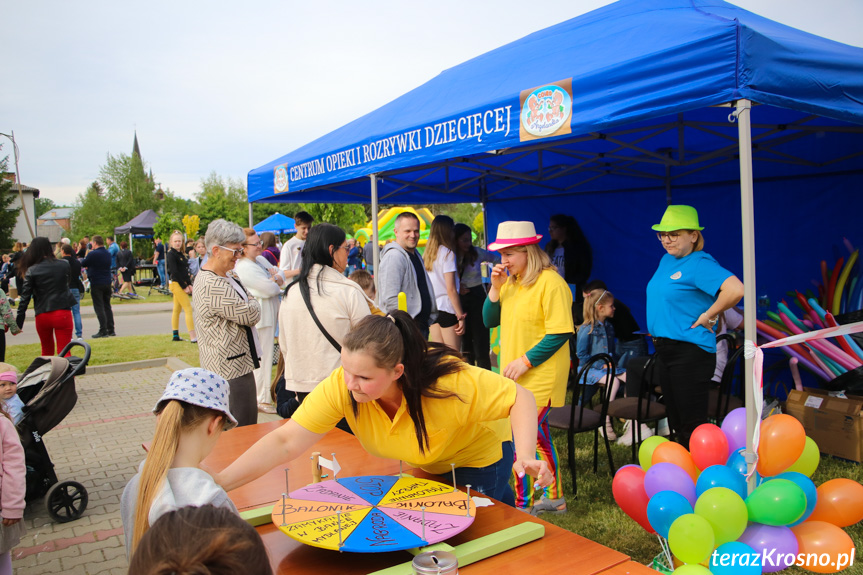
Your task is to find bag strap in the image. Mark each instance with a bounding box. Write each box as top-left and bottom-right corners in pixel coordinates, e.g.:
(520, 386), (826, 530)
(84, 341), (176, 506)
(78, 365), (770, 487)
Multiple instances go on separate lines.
(288, 280), (342, 353)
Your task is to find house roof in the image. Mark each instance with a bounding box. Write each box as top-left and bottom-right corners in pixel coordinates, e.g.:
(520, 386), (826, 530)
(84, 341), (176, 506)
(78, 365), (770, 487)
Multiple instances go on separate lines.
(38, 207), (74, 220)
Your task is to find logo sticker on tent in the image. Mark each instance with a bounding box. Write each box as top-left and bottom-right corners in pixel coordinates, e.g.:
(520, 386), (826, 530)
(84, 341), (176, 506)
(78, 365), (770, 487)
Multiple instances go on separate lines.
(274, 164), (289, 193)
(519, 79), (573, 141)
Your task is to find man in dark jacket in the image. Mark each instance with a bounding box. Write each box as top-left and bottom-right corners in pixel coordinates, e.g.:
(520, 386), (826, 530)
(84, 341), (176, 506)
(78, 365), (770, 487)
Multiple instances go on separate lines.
(82, 235), (115, 338)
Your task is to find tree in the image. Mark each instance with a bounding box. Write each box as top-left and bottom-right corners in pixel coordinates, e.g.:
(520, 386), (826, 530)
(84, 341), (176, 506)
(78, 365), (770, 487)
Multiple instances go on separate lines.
(296, 203), (367, 234)
(34, 197), (58, 219)
(196, 172), (249, 234)
(153, 211), (185, 243)
(98, 152), (158, 224)
(70, 181), (106, 239)
(0, 152), (20, 248)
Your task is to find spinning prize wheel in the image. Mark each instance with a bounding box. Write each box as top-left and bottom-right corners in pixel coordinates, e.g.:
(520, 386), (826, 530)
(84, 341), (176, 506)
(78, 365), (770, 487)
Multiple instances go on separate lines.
(271, 475), (476, 552)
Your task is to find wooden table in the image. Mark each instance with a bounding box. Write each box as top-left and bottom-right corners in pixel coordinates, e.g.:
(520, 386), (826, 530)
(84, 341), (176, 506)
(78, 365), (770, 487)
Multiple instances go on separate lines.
(209, 422), (631, 575)
(597, 561), (659, 574)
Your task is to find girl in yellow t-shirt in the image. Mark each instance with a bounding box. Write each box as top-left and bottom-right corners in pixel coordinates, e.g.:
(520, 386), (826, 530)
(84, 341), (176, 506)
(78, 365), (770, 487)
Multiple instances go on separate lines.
(483, 221), (574, 515)
(216, 312), (551, 507)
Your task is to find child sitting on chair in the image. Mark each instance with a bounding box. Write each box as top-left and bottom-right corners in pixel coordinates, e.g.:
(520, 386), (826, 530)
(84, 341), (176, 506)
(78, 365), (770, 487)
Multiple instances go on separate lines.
(121, 368), (239, 557)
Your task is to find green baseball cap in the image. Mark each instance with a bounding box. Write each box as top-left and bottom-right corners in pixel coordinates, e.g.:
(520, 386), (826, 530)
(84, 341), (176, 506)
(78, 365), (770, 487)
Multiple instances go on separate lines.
(651, 205), (704, 232)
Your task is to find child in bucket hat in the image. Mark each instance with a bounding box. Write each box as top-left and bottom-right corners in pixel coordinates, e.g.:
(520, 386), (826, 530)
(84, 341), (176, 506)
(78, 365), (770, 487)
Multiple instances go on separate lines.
(121, 368), (239, 556)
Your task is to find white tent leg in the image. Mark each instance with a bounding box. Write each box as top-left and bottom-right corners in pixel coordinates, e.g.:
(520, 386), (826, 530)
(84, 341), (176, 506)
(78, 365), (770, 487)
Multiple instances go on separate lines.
(370, 174), (380, 297)
(736, 98), (758, 495)
(248, 203), (253, 228)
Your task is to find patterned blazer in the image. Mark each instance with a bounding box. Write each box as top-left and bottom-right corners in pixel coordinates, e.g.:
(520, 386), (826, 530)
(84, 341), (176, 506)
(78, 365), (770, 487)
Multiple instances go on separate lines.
(192, 270), (262, 380)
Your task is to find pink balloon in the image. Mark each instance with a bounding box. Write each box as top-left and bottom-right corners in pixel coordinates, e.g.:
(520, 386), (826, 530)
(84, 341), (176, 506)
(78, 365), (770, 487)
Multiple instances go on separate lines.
(690, 423), (729, 471)
(721, 407), (747, 458)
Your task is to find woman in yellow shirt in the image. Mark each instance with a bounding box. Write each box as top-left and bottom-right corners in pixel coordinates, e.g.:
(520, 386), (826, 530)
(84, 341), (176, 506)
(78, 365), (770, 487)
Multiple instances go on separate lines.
(216, 312), (550, 506)
(483, 221), (574, 515)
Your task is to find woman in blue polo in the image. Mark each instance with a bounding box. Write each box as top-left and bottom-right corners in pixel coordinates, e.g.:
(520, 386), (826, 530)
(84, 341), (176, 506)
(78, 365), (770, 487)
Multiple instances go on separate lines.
(646, 205), (743, 449)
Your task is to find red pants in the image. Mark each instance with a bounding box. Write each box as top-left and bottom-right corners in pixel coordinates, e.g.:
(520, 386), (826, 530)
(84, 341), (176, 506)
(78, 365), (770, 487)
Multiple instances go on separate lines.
(35, 309), (73, 356)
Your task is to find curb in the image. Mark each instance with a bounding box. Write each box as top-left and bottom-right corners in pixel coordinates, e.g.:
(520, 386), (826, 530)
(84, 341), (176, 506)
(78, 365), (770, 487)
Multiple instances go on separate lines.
(84, 356), (193, 375)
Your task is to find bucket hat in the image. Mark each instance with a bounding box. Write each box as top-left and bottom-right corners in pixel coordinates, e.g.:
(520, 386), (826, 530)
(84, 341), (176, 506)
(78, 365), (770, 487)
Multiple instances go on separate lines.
(652, 205), (704, 232)
(154, 368), (237, 430)
(488, 221), (542, 251)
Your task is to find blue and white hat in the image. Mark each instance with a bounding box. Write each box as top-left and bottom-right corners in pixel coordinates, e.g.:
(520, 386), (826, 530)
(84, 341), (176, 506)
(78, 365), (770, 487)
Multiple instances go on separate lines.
(154, 368), (238, 430)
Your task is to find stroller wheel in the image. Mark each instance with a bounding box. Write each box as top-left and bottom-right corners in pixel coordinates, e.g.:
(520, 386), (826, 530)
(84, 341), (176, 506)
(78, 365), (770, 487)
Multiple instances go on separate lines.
(45, 481), (89, 523)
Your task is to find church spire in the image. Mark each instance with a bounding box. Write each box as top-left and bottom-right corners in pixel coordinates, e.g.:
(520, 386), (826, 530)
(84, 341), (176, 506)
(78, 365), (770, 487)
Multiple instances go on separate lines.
(132, 130), (141, 159)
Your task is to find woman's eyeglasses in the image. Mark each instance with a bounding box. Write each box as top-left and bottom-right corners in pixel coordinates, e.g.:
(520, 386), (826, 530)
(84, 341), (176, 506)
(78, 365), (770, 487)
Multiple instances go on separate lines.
(243, 241), (263, 247)
(656, 231), (682, 241)
(216, 245), (243, 258)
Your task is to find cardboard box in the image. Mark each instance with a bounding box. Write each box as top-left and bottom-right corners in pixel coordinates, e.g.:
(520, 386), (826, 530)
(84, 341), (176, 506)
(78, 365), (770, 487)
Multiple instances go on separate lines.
(783, 388), (863, 464)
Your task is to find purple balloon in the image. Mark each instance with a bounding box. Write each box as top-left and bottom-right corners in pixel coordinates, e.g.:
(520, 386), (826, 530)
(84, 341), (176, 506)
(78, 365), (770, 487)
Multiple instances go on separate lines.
(644, 462), (697, 507)
(738, 524), (798, 573)
(721, 407), (747, 458)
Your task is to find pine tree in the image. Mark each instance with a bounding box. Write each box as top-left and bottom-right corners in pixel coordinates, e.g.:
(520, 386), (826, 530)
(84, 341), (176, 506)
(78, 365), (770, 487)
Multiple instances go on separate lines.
(0, 152), (21, 248)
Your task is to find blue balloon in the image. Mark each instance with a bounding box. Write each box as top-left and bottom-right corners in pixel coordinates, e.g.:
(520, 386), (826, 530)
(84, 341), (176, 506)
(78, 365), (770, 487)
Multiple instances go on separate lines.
(710, 541), (761, 575)
(726, 449), (761, 485)
(696, 464), (747, 500)
(646, 490), (692, 539)
(772, 471), (817, 526)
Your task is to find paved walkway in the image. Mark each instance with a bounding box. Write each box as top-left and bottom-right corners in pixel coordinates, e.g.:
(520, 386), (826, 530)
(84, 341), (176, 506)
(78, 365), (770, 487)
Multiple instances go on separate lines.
(11, 358), (279, 574)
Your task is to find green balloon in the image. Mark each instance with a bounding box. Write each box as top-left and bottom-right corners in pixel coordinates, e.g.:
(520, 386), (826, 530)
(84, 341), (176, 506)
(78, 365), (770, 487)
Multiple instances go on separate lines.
(745, 478), (806, 526)
(638, 435), (669, 470)
(668, 514), (715, 565)
(694, 487), (747, 546)
(673, 566), (712, 575)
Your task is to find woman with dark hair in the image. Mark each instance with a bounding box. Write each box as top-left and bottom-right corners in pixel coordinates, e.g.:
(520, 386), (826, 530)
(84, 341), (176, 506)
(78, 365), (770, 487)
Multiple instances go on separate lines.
(455, 223), (498, 369)
(218, 312), (551, 507)
(259, 232), (280, 267)
(276, 223), (372, 417)
(15, 237), (75, 356)
(60, 244), (85, 340)
(545, 214), (592, 323)
(129, 505), (273, 575)
(425, 215), (466, 349)
(116, 240), (137, 295)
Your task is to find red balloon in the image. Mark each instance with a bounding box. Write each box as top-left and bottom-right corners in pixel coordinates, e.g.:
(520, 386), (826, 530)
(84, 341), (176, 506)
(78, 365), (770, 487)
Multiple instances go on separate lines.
(807, 478), (863, 527)
(757, 414), (805, 477)
(653, 441), (699, 482)
(689, 423), (729, 471)
(612, 466), (655, 534)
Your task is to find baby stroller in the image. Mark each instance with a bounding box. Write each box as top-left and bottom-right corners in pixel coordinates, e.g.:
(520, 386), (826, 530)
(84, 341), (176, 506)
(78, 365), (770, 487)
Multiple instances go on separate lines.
(16, 341), (91, 523)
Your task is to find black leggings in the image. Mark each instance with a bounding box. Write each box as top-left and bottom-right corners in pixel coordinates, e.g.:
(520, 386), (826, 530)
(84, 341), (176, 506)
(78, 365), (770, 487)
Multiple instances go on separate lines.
(653, 338), (716, 450)
(460, 286), (491, 370)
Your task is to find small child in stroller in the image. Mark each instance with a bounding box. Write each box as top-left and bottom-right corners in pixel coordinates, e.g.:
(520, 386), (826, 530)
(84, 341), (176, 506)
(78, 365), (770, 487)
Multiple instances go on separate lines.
(0, 371), (24, 425)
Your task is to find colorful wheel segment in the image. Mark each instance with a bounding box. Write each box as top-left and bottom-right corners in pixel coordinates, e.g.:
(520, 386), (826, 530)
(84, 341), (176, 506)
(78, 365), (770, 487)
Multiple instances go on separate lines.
(271, 475), (476, 552)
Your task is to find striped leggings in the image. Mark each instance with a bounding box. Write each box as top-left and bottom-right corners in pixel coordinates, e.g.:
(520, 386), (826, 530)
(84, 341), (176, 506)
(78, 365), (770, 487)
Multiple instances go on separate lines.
(512, 403), (562, 508)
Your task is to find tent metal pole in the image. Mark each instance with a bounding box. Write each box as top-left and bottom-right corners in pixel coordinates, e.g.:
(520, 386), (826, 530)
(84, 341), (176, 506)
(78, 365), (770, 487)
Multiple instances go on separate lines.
(248, 203), (253, 228)
(370, 174), (380, 296)
(480, 178), (489, 247)
(736, 99), (758, 495)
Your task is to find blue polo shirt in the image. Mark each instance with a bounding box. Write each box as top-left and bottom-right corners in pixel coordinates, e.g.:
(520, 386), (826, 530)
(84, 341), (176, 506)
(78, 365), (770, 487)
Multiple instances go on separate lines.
(108, 242), (119, 268)
(646, 251), (732, 352)
(82, 247), (113, 286)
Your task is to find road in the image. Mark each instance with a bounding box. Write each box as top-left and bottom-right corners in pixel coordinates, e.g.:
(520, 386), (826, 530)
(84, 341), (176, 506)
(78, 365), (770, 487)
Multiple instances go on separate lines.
(8, 300), (177, 346)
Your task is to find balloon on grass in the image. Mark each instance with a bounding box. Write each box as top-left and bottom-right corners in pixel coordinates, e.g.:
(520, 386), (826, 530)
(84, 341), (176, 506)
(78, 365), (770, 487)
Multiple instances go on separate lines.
(653, 441), (699, 482)
(668, 514), (714, 565)
(645, 462), (697, 507)
(689, 423), (729, 471)
(638, 435), (669, 471)
(694, 487), (747, 546)
(672, 565), (712, 575)
(647, 490), (692, 539)
(785, 436), (820, 477)
(738, 524), (798, 574)
(696, 464), (747, 500)
(790, 521), (856, 573)
(757, 414), (805, 477)
(771, 472), (817, 526)
(746, 479), (807, 526)
(612, 465), (654, 533)
(807, 478), (863, 527)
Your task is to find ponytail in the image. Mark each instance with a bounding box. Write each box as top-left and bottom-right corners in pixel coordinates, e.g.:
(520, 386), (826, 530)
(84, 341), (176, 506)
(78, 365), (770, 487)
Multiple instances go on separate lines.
(131, 401), (221, 552)
(343, 312), (464, 453)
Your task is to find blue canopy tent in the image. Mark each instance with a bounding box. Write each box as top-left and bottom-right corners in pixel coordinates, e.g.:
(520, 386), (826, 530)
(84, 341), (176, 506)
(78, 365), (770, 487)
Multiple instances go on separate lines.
(253, 212), (297, 235)
(247, 0), (863, 487)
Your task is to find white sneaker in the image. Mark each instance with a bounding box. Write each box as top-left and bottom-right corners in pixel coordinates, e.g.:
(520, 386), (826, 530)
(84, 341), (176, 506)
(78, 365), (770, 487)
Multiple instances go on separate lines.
(657, 418), (670, 437)
(616, 422), (653, 446)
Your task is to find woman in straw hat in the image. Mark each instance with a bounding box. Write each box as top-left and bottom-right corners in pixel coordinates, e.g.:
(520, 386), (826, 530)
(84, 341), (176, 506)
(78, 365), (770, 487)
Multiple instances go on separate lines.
(647, 205), (743, 449)
(483, 221), (574, 515)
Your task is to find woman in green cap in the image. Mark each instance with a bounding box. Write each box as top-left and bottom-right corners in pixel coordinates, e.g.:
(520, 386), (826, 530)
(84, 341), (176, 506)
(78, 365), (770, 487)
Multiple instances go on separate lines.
(646, 205), (743, 449)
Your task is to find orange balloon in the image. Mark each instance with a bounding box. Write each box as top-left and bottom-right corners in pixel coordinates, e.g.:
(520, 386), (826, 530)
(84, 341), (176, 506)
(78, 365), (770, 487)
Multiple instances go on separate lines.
(808, 478), (863, 527)
(653, 441), (699, 482)
(791, 521), (856, 573)
(757, 414), (805, 477)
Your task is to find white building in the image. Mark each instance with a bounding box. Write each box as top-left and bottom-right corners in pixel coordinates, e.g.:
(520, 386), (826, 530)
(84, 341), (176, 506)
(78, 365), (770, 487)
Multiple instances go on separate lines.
(3, 174), (38, 245)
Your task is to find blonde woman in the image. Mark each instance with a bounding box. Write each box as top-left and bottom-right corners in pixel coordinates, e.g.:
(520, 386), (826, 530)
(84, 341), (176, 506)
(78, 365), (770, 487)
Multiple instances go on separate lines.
(424, 215), (465, 349)
(165, 231), (196, 343)
(483, 221), (574, 515)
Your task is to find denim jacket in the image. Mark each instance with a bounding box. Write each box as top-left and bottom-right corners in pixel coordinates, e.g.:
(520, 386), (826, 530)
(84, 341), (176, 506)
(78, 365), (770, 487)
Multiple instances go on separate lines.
(575, 320), (622, 385)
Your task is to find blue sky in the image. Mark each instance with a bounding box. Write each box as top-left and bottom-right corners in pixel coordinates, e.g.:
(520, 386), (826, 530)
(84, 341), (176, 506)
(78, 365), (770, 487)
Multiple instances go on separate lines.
(2, 0), (861, 206)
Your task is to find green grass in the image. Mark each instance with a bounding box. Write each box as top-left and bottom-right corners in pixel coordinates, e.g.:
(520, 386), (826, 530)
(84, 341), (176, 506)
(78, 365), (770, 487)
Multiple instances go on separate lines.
(3, 333), (201, 373)
(541, 423), (863, 572)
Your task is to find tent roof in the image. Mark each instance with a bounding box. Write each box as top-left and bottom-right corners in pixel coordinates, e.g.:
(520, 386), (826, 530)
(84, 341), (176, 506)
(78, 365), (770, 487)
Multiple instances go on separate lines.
(114, 209), (158, 235)
(248, 0), (863, 205)
(253, 212), (296, 234)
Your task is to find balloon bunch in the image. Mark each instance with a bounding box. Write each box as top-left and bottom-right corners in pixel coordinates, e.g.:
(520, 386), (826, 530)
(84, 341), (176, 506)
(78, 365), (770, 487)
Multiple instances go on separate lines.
(757, 242), (863, 382)
(612, 408), (862, 574)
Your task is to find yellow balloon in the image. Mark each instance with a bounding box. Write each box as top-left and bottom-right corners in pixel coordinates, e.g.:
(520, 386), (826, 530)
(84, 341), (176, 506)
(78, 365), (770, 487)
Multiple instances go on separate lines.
(785, 436), (820, 477)
(673, 565), (712, 575)
(638, 435), (669, 471)
(668, 514), (714, 565)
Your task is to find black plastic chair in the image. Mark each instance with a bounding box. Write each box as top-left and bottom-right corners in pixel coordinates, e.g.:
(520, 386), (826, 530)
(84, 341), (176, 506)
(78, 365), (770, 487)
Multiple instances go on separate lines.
(605, 355), (667, 463)
(548, 353), (616, 497)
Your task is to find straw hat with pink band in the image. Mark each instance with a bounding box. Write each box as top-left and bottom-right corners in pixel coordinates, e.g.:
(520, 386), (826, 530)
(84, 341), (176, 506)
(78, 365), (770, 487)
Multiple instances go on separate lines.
(487, 221), (543, 251)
